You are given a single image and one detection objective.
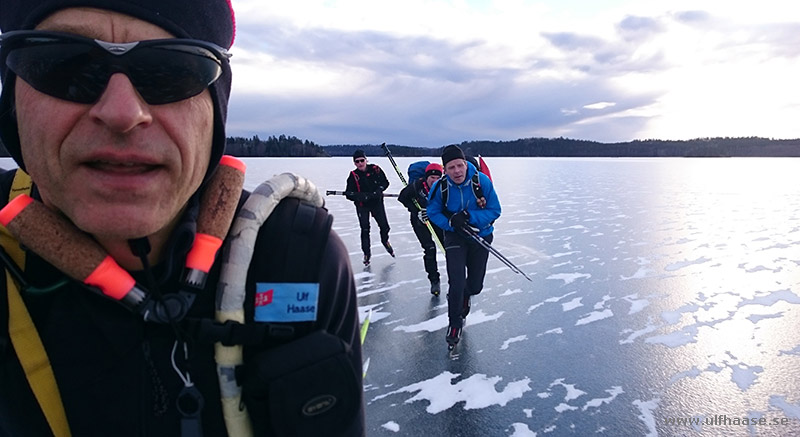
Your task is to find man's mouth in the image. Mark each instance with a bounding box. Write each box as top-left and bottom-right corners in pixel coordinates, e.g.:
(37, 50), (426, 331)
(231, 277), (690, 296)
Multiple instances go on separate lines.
(86, 160), (160, 174)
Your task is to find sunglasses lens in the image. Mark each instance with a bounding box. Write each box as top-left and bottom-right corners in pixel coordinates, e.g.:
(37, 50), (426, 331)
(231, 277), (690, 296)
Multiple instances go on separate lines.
(127, 44), (223, 104)
(4, 33), (225, 105)
(355, 159), (365, 163)
(7, 41), (108, 104)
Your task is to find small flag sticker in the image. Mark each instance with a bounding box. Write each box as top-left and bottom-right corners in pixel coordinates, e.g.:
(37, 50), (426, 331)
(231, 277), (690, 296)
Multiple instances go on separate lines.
(255, 289), (273, 307)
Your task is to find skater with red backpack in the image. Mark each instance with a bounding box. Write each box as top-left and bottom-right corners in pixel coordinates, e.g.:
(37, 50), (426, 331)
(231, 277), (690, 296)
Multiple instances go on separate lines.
(398, 162), (446, 295)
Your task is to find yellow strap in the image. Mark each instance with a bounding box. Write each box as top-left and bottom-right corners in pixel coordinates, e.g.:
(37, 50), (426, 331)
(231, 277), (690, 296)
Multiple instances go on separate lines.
(2, 169), (71, 437)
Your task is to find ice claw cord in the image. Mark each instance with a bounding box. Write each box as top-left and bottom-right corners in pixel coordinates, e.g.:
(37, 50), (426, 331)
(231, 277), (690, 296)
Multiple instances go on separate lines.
(0, 155), (246, 323)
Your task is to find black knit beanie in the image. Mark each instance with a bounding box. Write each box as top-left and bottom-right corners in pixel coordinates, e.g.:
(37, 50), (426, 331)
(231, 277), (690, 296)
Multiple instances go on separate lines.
(0, 0), (235, 180)
(441, 144), (466, 167)
(353, 150), (366, 161)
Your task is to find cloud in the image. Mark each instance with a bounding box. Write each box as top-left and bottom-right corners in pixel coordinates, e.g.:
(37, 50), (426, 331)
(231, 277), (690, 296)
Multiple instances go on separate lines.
(223, 2), (800, 146)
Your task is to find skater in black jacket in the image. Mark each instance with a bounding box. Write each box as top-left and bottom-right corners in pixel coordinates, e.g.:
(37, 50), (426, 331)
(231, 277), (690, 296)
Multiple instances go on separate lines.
(345, 150), (394, 265)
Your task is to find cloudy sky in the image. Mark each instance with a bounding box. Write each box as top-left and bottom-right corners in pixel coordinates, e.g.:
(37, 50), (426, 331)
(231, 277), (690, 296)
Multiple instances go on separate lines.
(225, 0), (800, 147)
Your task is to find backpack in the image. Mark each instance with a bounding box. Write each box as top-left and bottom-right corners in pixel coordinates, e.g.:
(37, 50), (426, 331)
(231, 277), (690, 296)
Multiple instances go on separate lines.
(439, 171), (485, 207)
(407, 161), (430, 182)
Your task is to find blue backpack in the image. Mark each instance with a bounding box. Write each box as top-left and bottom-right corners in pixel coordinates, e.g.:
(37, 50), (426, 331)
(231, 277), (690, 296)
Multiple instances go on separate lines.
(407, 161), (430, 182)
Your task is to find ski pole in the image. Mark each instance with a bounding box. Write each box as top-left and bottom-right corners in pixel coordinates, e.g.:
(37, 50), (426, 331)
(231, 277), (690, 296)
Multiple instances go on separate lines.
(325, 190), (399, 198)
(461, 226), (533, 282)
(379, 143), (446, 254)
(360, 309), (372, 378)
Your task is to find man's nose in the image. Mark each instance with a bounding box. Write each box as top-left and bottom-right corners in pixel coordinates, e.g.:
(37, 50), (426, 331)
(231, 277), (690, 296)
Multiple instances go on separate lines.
(88, 73), (153, 133)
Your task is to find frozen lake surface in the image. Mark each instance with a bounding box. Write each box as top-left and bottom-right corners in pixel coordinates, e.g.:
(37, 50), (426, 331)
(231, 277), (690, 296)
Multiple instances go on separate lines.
(246, 156), (800, 437)
(4, 156), (799, 436)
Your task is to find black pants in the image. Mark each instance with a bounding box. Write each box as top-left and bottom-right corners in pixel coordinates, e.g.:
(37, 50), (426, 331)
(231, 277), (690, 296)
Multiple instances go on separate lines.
(444, 231), (492, 328)
(410, 215), (444, 282)
(356, 202), (390, 257)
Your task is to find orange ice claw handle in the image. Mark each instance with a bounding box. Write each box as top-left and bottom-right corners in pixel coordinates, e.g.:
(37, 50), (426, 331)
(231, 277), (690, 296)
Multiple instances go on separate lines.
(0, 195), (193, 323)
(220, 155), (246, 174)
(0, 194), (33, 226)
(84, 256), (137, 300)
(184, 155), (245, 288)
(185, 233), (223, 273)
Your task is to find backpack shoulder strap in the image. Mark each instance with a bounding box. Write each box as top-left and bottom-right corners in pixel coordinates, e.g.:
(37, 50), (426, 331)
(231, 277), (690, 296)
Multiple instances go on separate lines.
(1, 169), (71, 437)
(470, 171), (485, 201)
(214, 172), (328, 434)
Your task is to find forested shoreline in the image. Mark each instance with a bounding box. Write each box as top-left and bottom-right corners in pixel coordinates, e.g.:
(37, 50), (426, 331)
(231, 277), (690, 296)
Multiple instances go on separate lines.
(3, 135), (798, 158)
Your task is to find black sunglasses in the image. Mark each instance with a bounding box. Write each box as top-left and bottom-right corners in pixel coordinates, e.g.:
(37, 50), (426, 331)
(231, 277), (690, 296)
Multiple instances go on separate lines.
(0, 30), (231, 105)
(354, 158), (366, 163)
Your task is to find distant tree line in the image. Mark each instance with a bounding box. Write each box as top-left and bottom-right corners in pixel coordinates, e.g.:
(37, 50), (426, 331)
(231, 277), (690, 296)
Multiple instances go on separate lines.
(1, 135), (798, 158)
(324, 137), (800, 158)
(225, 134), (328, 157)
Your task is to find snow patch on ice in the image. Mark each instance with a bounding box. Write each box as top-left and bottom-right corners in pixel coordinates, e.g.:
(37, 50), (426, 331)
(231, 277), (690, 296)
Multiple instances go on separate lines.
(562, 297), (583, 312)
(555, 403), (578, 412)
(392, 310), (504, 334)
(537, 328), (563, 337)
(547, 273), (591, 285)
(594, 295), (612, 310)
(500, 335), (528, 350)
(622, 294), (650, 314)
(620, 267), (653, 280)
(550, 378), (587, 402)
(576, 309), (614, 326)
(392, 312), (448, 333)
(381, 421), (400, 432)
(552, 251), (579, 258)
(582, 386), (624, 411)
(620, 318), (659, 345)
(665, 256), (711, 272)
(509, 423), (537, 436)
(500, 288), (525, 297)
(645, 325), (699, 347)
(357, 280), (412, 298)
(633, 398), (660, 437)
(371, 371), (532, 414)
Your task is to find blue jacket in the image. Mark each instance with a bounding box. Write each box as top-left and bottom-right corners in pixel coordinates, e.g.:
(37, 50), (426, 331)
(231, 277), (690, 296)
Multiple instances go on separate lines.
(427, 162), (501, 237)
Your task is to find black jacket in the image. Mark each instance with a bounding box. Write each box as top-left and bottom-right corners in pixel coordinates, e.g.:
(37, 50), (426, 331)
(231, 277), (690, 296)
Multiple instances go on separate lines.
(0, 169), (364, 437)
(344, 164), (389, 206)
(397, 177), (431, 216)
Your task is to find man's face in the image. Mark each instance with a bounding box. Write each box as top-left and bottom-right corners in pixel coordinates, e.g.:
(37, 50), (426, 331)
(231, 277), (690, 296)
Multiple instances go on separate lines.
(426, 174), (441, 187)
(354, 157), (367, 171)
(15, 7), (214, 242)
(444, 159), (467, 185)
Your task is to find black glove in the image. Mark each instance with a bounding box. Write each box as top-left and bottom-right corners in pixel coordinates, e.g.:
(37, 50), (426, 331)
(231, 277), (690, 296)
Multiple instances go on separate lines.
(448, 210), (470, 230)
(417, 208), (428, 223)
